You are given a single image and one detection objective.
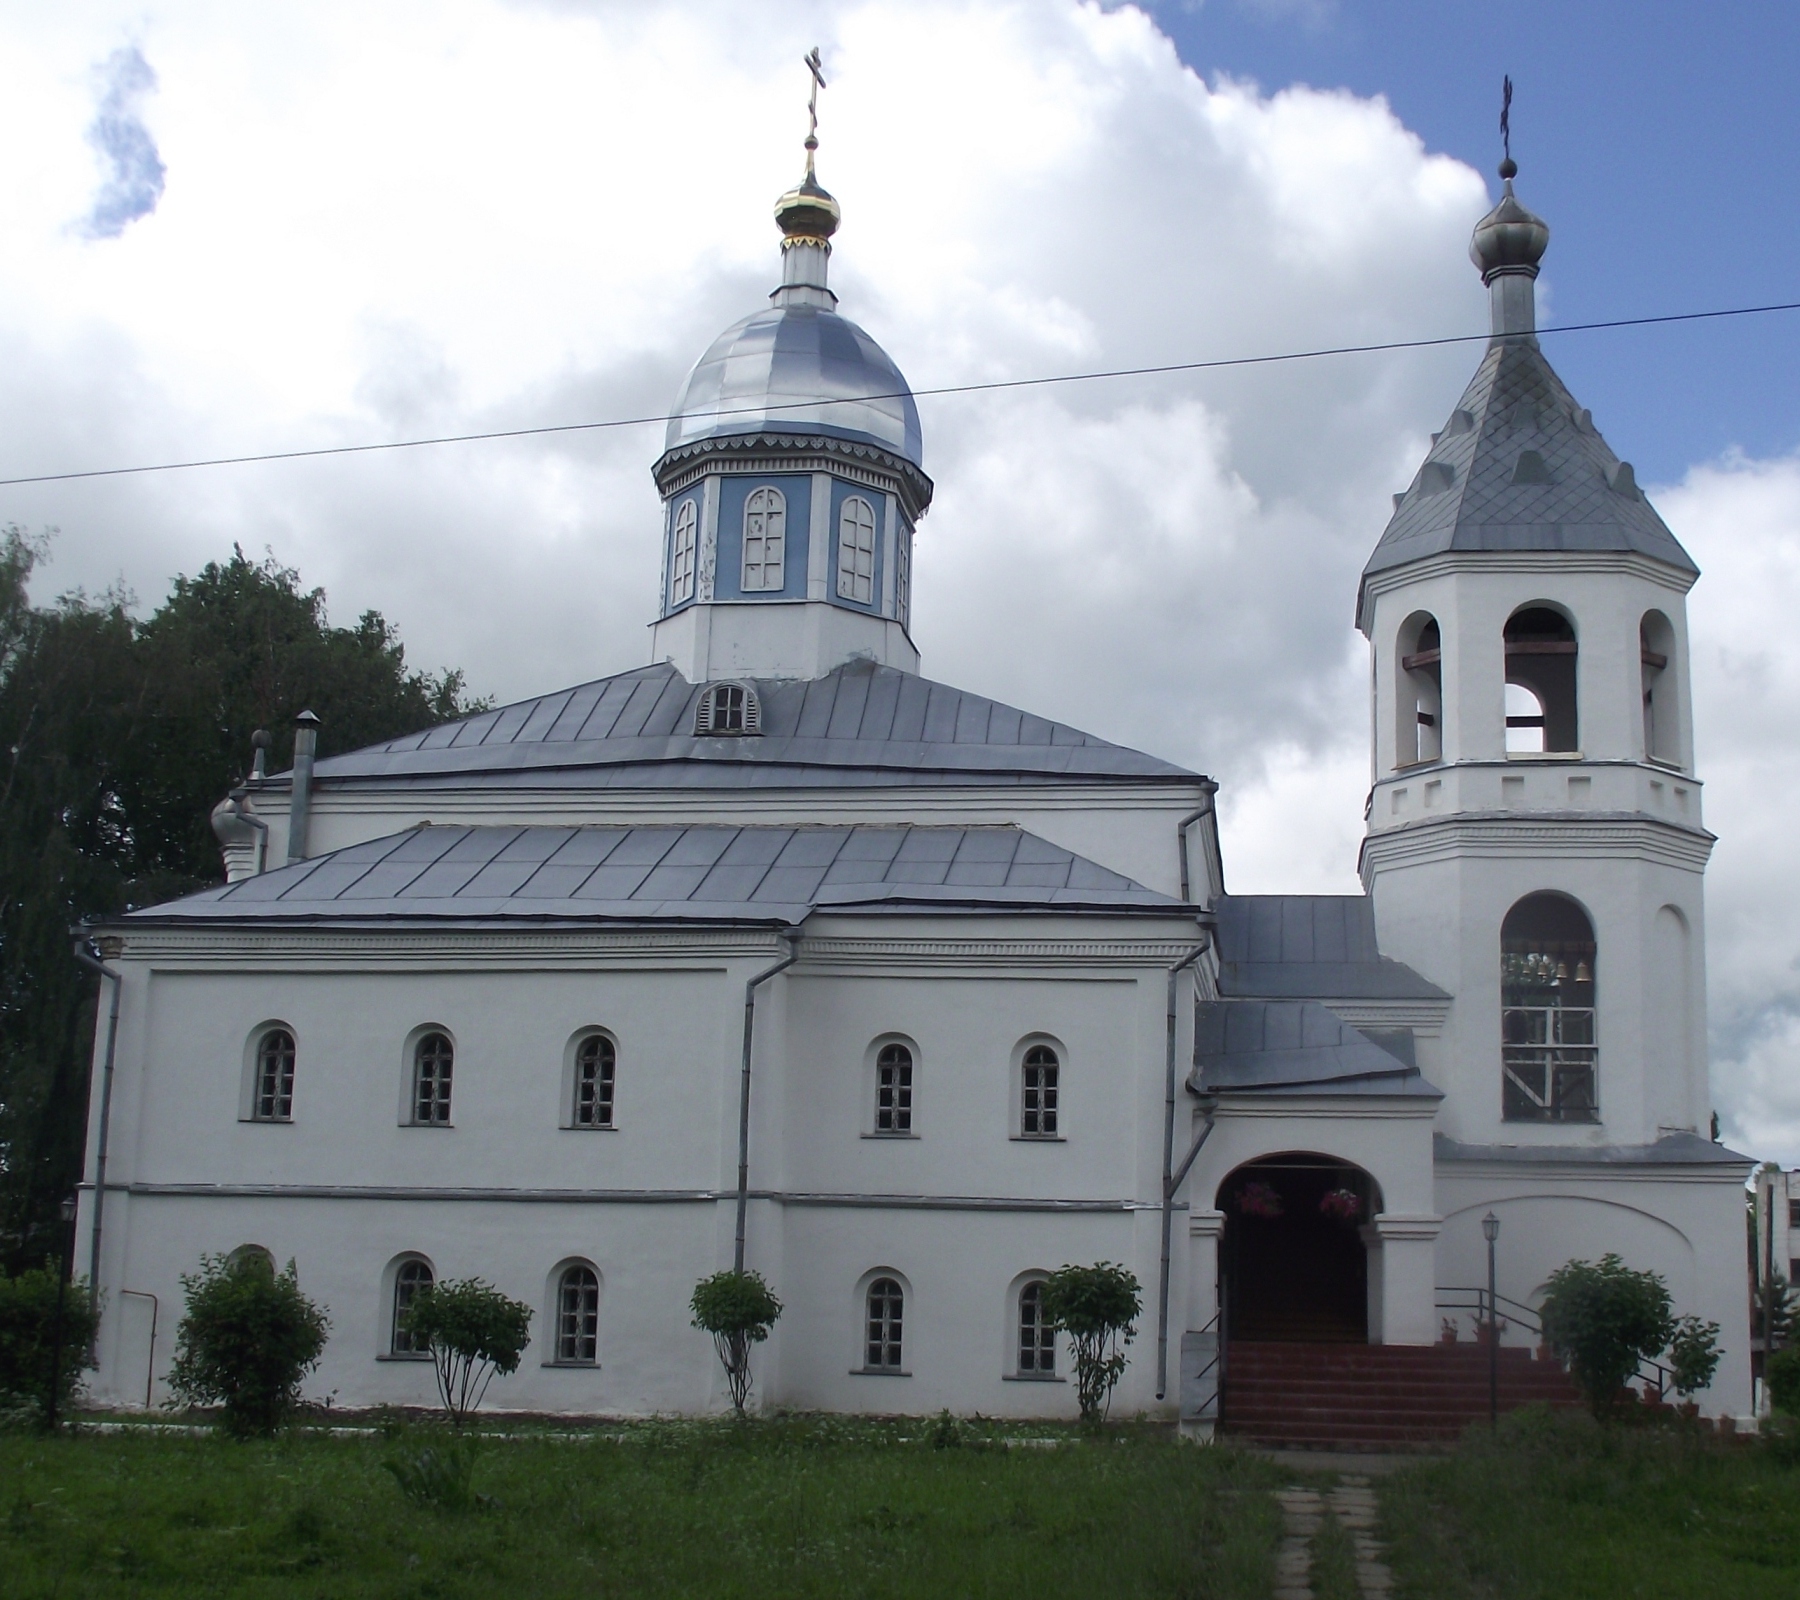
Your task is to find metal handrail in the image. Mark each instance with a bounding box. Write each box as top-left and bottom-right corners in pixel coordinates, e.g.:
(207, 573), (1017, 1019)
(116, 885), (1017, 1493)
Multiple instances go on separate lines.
(1436, 1285), (1673, 1400)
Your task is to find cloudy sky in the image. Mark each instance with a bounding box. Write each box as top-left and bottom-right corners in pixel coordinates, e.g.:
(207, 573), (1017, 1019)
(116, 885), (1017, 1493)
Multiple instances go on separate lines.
(2, 1), (1798, 1159)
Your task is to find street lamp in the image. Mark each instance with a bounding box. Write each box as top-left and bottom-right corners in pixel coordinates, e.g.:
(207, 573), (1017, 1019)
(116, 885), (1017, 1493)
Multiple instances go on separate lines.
(1482, 1211), (1501, 1429)
(45, 1193), (78, 1433)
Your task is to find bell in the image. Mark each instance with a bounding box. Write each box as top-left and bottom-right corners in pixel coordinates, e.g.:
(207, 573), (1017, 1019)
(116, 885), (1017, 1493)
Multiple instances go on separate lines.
(1575, 959), (1592, 985)
(1555, 960), (1570, 984)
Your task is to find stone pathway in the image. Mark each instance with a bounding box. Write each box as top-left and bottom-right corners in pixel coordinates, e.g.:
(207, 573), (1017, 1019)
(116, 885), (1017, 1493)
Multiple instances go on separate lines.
(1272, 1475), (1394, 1600)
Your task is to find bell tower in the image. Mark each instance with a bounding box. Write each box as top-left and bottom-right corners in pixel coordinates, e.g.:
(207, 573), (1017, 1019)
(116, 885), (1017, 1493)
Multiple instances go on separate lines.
(1356, 159), (1712, 1150)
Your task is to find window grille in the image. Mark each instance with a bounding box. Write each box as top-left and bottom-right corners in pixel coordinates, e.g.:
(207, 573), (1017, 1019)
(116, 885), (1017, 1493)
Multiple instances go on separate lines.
(391, 1258), (434, 1354)
(556, 1265), (600, 1363)
(695, 682), (759, 736)
(874, 1042), (913, 1133)
(1021, 1045), (1060, 1136)
(412, 1032), (454, 1125)
(574, 1035), (616, 1128)
(254, 1028), (295, 1121)
(836, 495), (877, 604)
(741, 486), (786, 591)
(669, 497), (697, 606)
(1018, 1281), (1055, 1375)
(1501, 895), (1598, 1123)
(865, 1277), (904, 1370)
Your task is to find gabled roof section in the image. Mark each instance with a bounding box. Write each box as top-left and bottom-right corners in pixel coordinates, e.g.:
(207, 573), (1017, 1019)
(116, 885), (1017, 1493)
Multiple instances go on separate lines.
(126, 823), (1189, 928)
(1358, 335), (1697, 626)
(1190, 999), (1441, 1098)
(1214, 895), (1447, 1002)
(301, 659), (1197, 791)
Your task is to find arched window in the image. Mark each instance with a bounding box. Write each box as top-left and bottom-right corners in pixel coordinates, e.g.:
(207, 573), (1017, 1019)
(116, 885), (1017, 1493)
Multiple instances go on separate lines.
(865, 1277), (904, 1370)
(1501, 893), (1598, 1123)
(741, 487), (786, 592)
(1395, 613), (1442, 767)
(669, 497), (698, 607)
(252, 1028), (295, 1122)
(411, 1032), (454, 1125)
(1641, 611), (1679, 764)
(556, 1265), (600, 1364)
(837, 495), (877, 604)
(1021, 1044), (1060, 1137)
(695, 681), (760, 736)
(391, 1258), (434, 1354)
(1504, 606), (1578, 753)
(574, 1034), (616, 1128)
(874, 1042), (913, 1134)
(1017, 1281), (1055, 1376)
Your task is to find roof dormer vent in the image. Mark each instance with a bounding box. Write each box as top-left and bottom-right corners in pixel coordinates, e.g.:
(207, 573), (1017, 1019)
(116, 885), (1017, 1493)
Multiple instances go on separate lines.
(695, 681), (761, 736)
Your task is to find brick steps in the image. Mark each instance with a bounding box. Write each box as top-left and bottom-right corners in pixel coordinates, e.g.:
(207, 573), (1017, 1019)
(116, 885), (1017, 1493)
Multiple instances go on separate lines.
(1222, 1340), (1583, 1449)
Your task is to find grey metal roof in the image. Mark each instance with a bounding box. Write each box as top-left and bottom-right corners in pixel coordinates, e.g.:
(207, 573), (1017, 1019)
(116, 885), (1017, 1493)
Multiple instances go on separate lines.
(1435, 1132), (1753, 1167)
(301, 658), (1198, 790)
(664, 302), (923, 467)
(128, 823), (1190, 928)
(1190, 1000), (1442, 1098)
(1358, 335), (1696, 626)
(1214, 896), (1447, 1001)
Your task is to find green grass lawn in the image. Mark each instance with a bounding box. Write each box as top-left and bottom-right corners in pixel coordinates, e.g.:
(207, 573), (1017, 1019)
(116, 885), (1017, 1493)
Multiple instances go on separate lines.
(1, 1415), (1288, 1599)
(1379, 1408), (1800, 1598)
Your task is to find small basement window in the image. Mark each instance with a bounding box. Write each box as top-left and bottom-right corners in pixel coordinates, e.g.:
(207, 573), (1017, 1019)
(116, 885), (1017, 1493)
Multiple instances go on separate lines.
(695, 682), (761, 736)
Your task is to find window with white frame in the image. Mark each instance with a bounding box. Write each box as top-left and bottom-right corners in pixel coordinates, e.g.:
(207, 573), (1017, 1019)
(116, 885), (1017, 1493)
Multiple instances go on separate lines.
(741, 486), (786, 591)
(836, 495), (877, 604)
(895, 527), (911, 624)
(695, 681), (759, 736)
(252, 1027), (295, 1121)
(669, 497), (698, 606)
(1018, 1281), (1055, 1375)
(874, 1041), (913, 1134)
(556, 1265), (600, 1364)
(391, 1258), (434, 1354)
(864, 1277), (904, 1370)
(1021, 1044), (1060, 1137)
(411, 1032), (454, 1125)
(573, 1034), (616, 1128)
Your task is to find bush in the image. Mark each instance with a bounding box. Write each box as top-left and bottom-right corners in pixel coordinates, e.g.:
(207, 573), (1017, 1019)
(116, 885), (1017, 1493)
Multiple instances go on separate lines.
(402, 1279), (532, 1428)
(1040, 1262), (1141, 1424)
(1667, 1313), (1722, 1399)
(1767, 1345), (1800, 1416)
(0, 1263), (99, 1427)
(690, 1270), (782, 1416)
(384, 1442), (482, 1513)
(1539, 1254), (1691, 1418)
(167, 1253), (329, 1437)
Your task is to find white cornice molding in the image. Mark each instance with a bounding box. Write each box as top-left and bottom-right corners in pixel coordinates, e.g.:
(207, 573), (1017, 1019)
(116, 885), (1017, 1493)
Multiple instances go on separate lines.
(1323, 998), (1452, 1034)
(1209, 1096), (1441, 1122)
(1435, 1159), (1751, 1187)
(1360, 812), (1715, 881)
(113, 926), (782, 967)
(1361, 548), (1699, 614)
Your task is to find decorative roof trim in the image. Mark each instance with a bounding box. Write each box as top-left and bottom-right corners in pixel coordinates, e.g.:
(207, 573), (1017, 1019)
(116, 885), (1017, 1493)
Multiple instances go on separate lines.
(654, 430), (933, 520)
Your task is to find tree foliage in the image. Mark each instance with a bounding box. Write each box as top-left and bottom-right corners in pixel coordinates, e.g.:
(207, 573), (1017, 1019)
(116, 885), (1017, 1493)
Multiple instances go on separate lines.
(1040, 1262), (1140, 1424)
(1540, 1254), (1722, 1416)
(0, 531), (482, 1269)
(0, 1260), (98, 1427)
(690, 1270), (782, 1415)
(1768, 1345), (1800, 1417)
(402, 1278), (533, 1428)
(166, 1252), (330, 1437)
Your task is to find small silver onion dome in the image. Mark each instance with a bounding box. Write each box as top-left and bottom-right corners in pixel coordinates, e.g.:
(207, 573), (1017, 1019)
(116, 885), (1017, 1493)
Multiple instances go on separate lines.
(1470, 160), (1550, 281)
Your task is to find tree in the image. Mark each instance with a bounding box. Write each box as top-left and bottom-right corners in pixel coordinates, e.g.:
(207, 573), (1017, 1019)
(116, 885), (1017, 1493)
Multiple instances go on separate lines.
(1753, 1272), (1796, 1349)
(402, 1278), (533, 1428)
(1040, 1262), (1141, 1425)
(1666, 1314), (1722, 1400)
(0, 1261), (99, 1426)
(1539, 1254), (1674, 1417)
(690, 1270), (782, 1415)
(1767, 1345), (1800, 1416)
(166, 1252), (329, 1436)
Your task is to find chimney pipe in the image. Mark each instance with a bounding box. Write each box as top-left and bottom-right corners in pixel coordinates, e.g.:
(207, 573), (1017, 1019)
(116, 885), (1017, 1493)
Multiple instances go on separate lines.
(286, 711), (320, 865)
(250, 728), (272, 784)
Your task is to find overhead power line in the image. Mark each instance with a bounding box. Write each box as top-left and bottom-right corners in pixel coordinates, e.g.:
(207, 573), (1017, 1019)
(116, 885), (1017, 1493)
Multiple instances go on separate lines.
(2, 298), (1797, 490)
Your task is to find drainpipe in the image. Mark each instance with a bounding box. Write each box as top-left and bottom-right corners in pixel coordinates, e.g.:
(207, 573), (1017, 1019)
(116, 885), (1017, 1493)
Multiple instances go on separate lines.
(231, 788), (268, 876)
(71, 937), (123, 1299)
(1176, 778), (1219, 904)
(1156, 938), (1210, 1400)
(285, 710), (320, 865)
(734, 928), (802, 1274)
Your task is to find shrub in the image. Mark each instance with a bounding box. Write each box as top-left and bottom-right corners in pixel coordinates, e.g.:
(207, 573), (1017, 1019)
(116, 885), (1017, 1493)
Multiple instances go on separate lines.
(384, 1442), (480, 1513)
(402, 1278), (533, 1428)
(1667, 1313), (1722, 1400)
(167, 1253), (329, 1437)
(1539, 1254), (1672, 1418)
(1767, 1345), (1800, 1416)
(1040, 1262), (1141, 1425)
(690, 1270), (782, 1416)
(0, 1263), (99, 1428)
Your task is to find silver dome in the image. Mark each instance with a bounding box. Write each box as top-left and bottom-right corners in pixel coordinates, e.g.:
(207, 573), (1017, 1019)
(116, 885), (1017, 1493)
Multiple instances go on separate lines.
(664, 302), (923, 467)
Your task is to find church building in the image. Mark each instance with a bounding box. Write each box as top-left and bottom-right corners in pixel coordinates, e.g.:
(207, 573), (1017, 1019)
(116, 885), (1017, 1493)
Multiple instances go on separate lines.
(75, 126), (1753, 1427)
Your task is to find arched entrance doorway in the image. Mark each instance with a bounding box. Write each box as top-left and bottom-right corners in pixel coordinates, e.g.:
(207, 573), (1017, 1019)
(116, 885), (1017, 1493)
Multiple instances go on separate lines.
(1218, 1153), (1381, 1343)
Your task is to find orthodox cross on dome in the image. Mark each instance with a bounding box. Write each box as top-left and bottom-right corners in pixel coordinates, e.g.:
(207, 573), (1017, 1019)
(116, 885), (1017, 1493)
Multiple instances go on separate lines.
(803, 46), (827, 176)
(1499, 74), (1517, 180)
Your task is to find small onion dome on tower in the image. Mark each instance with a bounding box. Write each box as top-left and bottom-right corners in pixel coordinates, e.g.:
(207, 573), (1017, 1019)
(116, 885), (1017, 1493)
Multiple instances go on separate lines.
(774, 170), (841, 248)
(1470, 160), (1550, 283)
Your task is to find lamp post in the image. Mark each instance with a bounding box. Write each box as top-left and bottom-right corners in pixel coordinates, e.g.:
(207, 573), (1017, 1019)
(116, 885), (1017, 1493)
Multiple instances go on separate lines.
(45, 1193), (78, 1433)
(1482, 1211), (1501, 1429)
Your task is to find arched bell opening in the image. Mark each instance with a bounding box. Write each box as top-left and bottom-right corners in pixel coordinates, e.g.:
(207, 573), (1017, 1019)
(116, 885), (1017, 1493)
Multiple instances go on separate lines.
(1504, 605), (1579, 753)
(1216, 1153), (1383, 1344)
